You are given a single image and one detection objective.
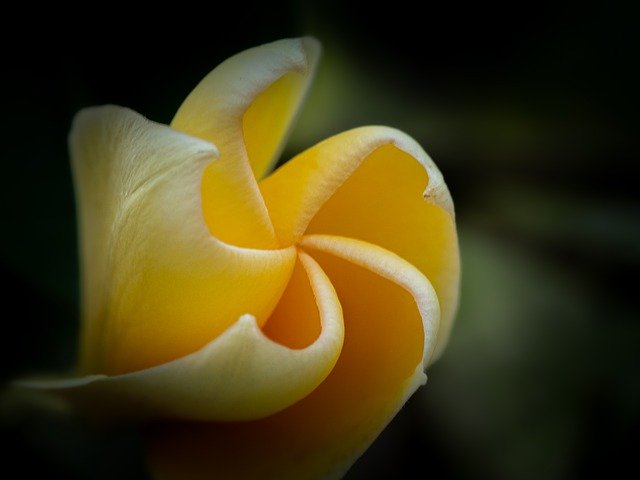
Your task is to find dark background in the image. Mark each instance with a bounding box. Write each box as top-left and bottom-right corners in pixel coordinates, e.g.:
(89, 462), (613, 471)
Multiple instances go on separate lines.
(1, 1), (638, 478)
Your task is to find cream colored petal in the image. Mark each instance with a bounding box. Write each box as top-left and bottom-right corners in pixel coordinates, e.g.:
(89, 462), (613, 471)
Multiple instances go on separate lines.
(146, 237), (438, 479)
(70, 105), (296, 375)
(19, 252), (343, 422)
(170, 37), (320, 247)
(260, 126), (459, 359)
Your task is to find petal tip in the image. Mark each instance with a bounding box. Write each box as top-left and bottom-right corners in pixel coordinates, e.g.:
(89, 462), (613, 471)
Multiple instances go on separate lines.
(300, 36), (322, 71)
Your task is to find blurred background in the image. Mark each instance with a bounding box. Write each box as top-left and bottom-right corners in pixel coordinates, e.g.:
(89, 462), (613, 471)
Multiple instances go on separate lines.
(1, 1), (637, 478)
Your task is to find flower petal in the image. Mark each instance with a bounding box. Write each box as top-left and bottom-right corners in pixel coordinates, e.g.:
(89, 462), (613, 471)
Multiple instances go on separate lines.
(260, 126), (459, 358)
(70, 106), (296, 375)
(146, 235), (438, 479)
(300, 234), (439, 366)
(171, 37), (320, 248)
(261, 253), (324, 349)
(18, 251), (343, 422)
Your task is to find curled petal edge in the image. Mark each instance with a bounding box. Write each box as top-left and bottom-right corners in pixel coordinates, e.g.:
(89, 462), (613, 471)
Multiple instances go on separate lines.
(171, 36), (320, 179)
(261, 125), (458, 361)
(301, 234), (440, 367)
(261, 125), (454, 246)
(17, 252), (344, 422)
(168, 37), (321, 247)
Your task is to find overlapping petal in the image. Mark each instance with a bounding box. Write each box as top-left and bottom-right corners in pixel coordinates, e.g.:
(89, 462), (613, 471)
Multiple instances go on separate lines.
(260, 126), (459, 358)
(171, 37), (320, 248)
(19, 251), (343, 422)
(69, 106), (296, 375)
(148, 237), (439, 479)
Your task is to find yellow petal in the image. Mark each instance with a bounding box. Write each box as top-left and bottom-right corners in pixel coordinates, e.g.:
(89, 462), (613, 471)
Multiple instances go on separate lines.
(18, 251), (343, 421)
(70, 106), (296, 375)
(262, 253), (323, 349)
(260, 126), (459, 358)
(301, 234), (439, 366)
(171, 37), (320, 248)
(146, 236), (438, 479)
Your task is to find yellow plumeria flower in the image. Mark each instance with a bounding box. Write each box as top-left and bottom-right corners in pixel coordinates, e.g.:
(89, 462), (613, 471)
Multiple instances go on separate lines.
(23, 38), (460, 479)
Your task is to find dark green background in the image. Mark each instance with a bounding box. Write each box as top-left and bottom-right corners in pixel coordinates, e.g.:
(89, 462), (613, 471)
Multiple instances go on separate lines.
(1, 1), (638, 478)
